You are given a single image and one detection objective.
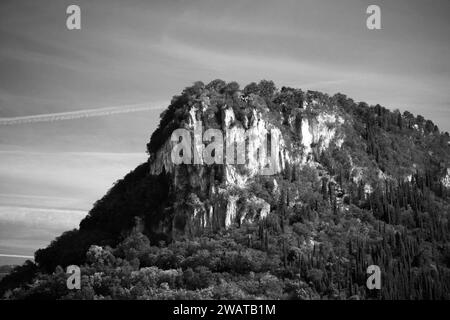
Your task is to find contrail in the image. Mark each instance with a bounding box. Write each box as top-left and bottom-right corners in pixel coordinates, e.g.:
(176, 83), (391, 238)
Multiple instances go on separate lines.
(0, 102), (165, 125)
(0, 254), (34, 259)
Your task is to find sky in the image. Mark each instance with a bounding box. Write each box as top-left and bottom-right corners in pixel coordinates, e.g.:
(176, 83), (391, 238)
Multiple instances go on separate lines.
(0, 0), (449, 264)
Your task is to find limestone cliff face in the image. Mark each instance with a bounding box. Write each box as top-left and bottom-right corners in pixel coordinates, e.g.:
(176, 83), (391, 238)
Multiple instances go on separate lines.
(297, 113), (345, 163)
(147, 92), (346, 238)
(442, 168), (450, 188)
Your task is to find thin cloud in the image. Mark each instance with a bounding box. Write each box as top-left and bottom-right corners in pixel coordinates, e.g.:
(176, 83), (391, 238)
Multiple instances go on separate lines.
(0, 206), (86, 229)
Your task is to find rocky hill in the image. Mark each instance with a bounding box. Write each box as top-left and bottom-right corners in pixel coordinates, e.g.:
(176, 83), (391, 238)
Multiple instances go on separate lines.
(2, 80), (450, 299)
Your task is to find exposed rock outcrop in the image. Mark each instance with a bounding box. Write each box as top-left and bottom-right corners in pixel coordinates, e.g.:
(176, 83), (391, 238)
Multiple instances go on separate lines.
(146, 89), (348, 238)
(441, 168), (450, 188)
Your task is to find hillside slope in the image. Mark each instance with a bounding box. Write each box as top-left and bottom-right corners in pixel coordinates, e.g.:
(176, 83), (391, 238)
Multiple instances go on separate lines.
(2, 80), (450, 299)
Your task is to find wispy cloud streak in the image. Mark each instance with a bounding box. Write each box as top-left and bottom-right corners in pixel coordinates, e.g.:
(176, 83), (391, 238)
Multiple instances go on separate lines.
(0, 254), (34, 259)
(0, 103), (165, 126)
